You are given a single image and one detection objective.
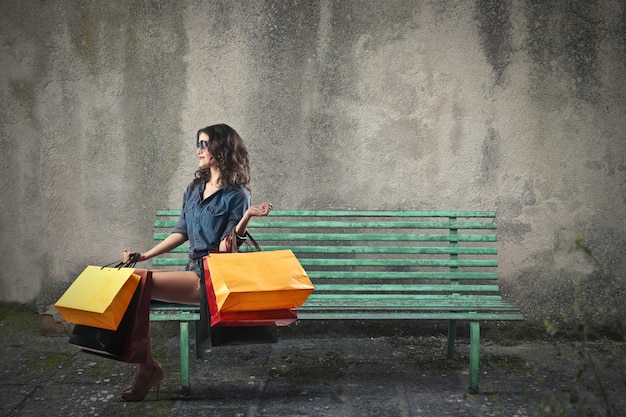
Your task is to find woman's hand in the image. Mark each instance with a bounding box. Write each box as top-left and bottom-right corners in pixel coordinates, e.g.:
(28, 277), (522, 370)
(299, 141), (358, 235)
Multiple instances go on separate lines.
(121, 250), (145, 263)
(223, 202), (273, 251)
(247, 201), (273, 217)
(121, 232), (186, 264)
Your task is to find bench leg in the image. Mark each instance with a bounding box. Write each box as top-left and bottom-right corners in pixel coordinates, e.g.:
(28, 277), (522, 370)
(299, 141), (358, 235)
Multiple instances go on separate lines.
(469, 321), (480, 394)
(446, 320), (457, 358)
(179, 321), (191, 394)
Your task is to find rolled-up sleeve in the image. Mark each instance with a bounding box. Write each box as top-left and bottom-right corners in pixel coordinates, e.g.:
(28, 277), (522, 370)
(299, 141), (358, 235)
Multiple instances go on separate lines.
(172, 186), (191, 239)
(220, 188), (251, 242)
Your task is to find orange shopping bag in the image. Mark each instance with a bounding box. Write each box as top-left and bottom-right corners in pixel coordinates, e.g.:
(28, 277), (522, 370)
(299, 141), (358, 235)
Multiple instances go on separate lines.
(203, 250), (314, 313)
(203, 256), (299, 327)
(55, 265), (141, 330)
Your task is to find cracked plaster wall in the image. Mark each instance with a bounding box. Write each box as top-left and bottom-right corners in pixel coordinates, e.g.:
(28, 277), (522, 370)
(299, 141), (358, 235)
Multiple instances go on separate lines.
(1, 0), (624, 325)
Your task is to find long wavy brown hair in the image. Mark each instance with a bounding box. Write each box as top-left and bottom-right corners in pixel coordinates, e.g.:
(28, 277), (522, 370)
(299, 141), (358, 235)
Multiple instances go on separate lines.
(191, 124), (251, 190)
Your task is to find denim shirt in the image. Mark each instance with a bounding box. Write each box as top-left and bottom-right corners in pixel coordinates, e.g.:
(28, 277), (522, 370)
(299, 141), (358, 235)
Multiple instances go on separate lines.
(172, 182), (250, 259)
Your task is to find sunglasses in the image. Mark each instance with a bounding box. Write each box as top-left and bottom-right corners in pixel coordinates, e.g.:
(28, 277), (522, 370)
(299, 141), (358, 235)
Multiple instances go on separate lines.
(196, 140), (209, 150)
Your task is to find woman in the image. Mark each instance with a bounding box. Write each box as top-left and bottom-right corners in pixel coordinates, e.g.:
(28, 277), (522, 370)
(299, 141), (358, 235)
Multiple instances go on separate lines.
(121, 124), (272, 401)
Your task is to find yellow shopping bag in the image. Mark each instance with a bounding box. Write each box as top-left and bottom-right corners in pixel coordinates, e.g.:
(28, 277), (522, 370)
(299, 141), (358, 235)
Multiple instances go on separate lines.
(204, 250), (314, 313)
(55, 266), (141, 330)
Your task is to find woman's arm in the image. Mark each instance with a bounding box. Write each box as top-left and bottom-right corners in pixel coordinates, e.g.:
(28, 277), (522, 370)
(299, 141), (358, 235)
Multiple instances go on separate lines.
(219, 202), (272, 251)
(234, 202), (272, 236)
(123, 232), (187, 263)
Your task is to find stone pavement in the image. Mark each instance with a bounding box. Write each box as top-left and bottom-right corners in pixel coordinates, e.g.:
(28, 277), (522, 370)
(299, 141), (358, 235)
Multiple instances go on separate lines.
(1, 303), (624, 417)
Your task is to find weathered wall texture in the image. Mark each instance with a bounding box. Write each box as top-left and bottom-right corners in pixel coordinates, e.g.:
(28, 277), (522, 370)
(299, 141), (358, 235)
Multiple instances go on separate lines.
(1, 0), (625, 325)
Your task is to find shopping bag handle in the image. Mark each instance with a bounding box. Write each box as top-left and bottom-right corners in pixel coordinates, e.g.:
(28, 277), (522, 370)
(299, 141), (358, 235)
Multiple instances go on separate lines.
(230, 229), (262, 253)
(101, 252), (141, 269)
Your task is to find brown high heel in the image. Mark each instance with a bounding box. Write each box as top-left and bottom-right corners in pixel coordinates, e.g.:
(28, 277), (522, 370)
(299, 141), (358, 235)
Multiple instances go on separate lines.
(121, 362), (164, 401)
(122, 360), (158, 394)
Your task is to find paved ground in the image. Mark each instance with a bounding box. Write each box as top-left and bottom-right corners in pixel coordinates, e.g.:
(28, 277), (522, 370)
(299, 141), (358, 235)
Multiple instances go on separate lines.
(1, 303), (624, 417)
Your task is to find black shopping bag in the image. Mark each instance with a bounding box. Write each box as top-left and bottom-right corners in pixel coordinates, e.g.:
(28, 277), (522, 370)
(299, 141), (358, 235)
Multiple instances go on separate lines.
(69, 285), (138, 356)
(68, 269), (153, 363)
(209, 326), (278, 347)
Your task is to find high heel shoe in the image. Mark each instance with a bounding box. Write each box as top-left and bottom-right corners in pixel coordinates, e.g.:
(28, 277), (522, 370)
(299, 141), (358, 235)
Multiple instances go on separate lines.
(121, 363), (165, 401)
(122, 360), (161, 394)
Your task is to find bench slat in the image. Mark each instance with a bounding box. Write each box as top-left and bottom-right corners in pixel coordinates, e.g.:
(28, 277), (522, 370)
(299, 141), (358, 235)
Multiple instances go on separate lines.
(154, 231), (496, 242)
(307, 271), (498, 280)
(229, 220), (497, 229)
(149, 312), (201, 321)
(152, 258), (188, 267)
(237, 232), (496, 242)
(154, 232), (496, 242)
(296, 311), (523, 320)
(150, 304), (200, 313)
(265, 210), (496, 217)
(157, 219), (496, 230)
(299, 306), (520, 314)
(302, 299), (518, 311)
(299, 259), (496, 268)
(313, 284), (502, 293)
(157, 209), (496, 218)
(305, 292), (510, 302)
(243, 245), (497, 255)
(151, 260), (500, 280)
(152, 243), (499, 256)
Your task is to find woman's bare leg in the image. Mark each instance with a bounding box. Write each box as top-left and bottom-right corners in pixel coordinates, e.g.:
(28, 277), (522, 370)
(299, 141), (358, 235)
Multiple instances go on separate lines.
(151, 270), (202, 305)
(133, 271), (201, 379)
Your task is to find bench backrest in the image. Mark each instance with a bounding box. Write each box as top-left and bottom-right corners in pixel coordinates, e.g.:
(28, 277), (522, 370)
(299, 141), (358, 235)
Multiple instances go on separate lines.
(153, 210), (500, 296)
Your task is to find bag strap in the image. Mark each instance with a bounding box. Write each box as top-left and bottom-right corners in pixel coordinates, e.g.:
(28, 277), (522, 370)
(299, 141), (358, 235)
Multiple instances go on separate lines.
(244, 231), (262, 252)
(101, 252), (141, 269)
(229, 229), (262, 253)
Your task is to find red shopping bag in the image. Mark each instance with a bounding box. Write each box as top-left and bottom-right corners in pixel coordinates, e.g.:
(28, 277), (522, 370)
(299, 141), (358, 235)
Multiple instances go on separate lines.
(203, 256), (299, 327)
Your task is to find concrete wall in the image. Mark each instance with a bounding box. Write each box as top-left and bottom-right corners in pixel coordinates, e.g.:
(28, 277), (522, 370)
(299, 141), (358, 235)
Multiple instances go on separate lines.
(1, 0), (625, 325)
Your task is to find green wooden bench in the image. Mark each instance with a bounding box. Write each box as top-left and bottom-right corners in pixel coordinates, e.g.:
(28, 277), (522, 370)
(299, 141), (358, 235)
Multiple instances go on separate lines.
(150, 209), (523, 393)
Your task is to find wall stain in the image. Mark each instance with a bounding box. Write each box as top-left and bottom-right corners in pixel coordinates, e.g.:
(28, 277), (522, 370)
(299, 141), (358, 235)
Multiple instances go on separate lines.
(121, 2), (188, 215)
(525, 0), (602, 103)
(480, 126), (501, 184)
(476, 0), (513, 85)
(8, 79), (36, 118)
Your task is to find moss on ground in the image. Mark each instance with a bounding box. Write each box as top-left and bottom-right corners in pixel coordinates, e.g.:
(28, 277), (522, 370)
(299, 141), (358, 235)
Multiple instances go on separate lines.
(24, 352), (73, 372)
(0, 302), (40, 337)
(269, 349), (348, 380)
